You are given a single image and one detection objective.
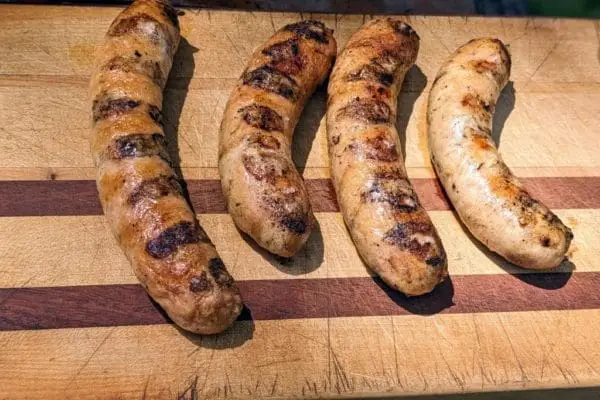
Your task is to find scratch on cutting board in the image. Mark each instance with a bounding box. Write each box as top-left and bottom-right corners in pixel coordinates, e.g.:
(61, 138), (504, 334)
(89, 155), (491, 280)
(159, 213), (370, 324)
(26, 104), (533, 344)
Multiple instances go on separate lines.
(66, 327), (116, 389)
(270, 373), (279, 396)
(525, 42), (559, 86)
(177, 376), (198, 400)
(330, 348), (352, 393)
(499, 318), (529, 383)
(141, 375), (152, 400)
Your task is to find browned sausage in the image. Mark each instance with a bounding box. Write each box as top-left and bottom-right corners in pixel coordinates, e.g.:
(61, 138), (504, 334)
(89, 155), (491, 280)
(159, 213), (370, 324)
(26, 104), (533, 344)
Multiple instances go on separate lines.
(90, 0), (242, 334)
(219, 21), (337, 257)
(326, 19), (448, 296)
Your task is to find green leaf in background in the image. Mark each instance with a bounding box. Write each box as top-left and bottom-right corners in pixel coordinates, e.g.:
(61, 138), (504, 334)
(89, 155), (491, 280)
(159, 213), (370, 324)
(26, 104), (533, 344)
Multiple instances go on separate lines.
(528, 0), (600, 17)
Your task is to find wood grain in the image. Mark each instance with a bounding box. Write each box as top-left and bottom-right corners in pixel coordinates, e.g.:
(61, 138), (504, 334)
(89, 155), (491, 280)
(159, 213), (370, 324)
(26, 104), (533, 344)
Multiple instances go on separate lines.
(1, 11), (599, 175)
(0, 210), (597, 289)
(0, 5), (599, 399)
(3, 312), (600, 399)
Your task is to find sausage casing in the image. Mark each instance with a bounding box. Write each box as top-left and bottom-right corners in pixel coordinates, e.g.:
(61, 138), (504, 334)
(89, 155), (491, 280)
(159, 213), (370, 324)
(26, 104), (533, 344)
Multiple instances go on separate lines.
(326, 19), (448, 296)
(427, 38), (573, 269)
(90, 0), (242, 334)
(219, 21), (337, 257)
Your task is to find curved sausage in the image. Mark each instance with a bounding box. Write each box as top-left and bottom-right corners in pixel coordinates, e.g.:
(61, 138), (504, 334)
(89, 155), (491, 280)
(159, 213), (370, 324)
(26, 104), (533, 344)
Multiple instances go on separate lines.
(90, 0), (242, 334)
(427, 38), (573, 269)
(326, 19), (448, 296)
(219, 20), (337, 257)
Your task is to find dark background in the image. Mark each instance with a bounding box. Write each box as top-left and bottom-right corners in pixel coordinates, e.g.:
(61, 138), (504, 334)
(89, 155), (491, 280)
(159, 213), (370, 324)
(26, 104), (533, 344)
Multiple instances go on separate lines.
(1, 0), (599, 18)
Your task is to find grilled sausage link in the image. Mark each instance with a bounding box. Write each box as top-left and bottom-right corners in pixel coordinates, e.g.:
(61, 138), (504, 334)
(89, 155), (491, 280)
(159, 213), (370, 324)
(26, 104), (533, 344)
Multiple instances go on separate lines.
(90, 0), (242, 334)
(326, 19), (447, 296)
(427, 38), (573, 269)
(219, 20), (336, 257)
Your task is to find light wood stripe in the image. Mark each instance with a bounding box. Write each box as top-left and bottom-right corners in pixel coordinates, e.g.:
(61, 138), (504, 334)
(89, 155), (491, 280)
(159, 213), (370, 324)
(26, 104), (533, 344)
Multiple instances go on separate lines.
(1, 86), (598, 172)
(1, 10), (599, 82)
(2, 311), (600, 398)
(0, 210), (596, 288)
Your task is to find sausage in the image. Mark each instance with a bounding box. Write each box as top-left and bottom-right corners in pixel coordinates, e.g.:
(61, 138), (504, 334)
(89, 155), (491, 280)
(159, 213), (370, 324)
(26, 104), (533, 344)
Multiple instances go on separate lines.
(90, 0), (242, 334)
(427, 38), (573, 269)
(219, 20), (337, 257)
(326, 19), (447, 296)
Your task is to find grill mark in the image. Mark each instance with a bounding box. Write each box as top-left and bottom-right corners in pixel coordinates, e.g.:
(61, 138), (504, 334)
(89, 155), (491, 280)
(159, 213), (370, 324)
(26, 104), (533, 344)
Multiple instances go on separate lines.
(495, 39), (512, 75)
(128, 175), (183, 206)
(103, 55), (164, 87)
(189, 271), (211, 292)
(514, 189), (550, 228)
(208, 258), (235, 287)
(364, 135), (398, 162)
(156, 0), (180, 28)
(346, 64), (394, 87)
(384, 220), (445, 264)
(242, 66), (299, 101)
(374, 166), (404, 180)
(472, 60), (497, 73)
(92, 96), (141, 123)
(284, 20), (329, 44)
(425, 256), (444, 266)
(242, 151), (310, 235)
(361, 177), (418, 213)
(247, 133), (281, 150)
(471, 134), (492, 150)
(337, 98), (391, 124)
(367, 84), (391, 101)
(242, 152), (288, 184)
(148, 104), (164, 125)
(107, 13), (172, 49)
(238, 104), (284, 132)
(389, 20), (420, 39)
(262, 194), (310, 235)
(262, 38), (303, 76)
(346, 134), (399, 162)
(146, 222), (203, 259)
(281, 215), (308, 234)
(475, 125), (492, 137)
(241, 153), (309, 234)
(461, 93), (494, 119)
(104, 133), (170, 162)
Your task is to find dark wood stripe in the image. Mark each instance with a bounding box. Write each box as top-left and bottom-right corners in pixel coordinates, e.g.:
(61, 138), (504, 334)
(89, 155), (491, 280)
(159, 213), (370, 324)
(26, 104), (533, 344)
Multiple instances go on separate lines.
(0, 272), (598, 331)
(0, 177), (597, 217)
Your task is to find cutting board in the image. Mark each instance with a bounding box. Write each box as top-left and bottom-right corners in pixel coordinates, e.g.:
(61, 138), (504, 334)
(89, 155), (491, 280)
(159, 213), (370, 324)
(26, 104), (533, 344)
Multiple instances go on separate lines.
(1, 5), (600, 399)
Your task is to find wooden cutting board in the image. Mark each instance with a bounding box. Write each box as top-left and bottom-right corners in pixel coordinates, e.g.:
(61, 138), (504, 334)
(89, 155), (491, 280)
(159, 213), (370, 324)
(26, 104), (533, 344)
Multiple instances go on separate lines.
(1, 5), (599, 399)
